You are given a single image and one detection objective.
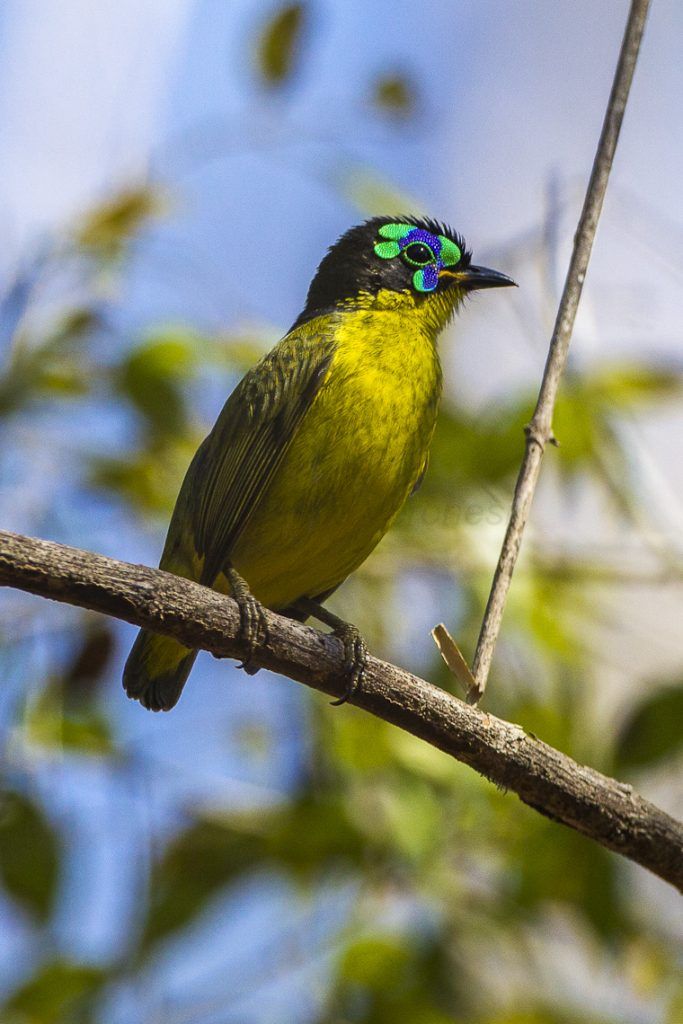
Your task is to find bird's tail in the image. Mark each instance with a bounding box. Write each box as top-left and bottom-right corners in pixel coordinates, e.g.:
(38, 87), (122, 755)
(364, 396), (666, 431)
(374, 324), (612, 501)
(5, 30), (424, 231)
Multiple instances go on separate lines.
(123, 629), (197, 712)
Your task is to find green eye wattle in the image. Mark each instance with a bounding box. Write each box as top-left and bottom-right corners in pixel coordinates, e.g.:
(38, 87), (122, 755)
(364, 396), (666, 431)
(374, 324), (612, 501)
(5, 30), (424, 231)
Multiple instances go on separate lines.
(403, 242), (435, 266)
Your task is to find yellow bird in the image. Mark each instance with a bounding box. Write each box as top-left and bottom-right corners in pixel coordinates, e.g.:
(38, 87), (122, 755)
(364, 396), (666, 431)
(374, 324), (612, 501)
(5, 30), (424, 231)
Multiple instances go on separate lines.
(123, 217), (514, 711)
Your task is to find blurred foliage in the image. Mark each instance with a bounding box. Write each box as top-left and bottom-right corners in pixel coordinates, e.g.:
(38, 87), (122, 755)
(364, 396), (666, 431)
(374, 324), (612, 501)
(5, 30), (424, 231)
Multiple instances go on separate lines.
(0, 792), (59, 923)
(114, 333), (198, 438)
(337, 167), (424, 220)
(24, 680), (114, 757)
(75, 186), (164, 261)
(141, 794), (366, 954)
(323, 933), (458, 1024)
(0, 20), (682, 1021)
(615, 680), (683, 770)
(0, 310), (97, 416)
(255, 2), (308, 87)
(552, 363), (682, 478)
(58, 620), (115, 700)
(372, 73), (418, 119)
(4, 960), (104, 1024)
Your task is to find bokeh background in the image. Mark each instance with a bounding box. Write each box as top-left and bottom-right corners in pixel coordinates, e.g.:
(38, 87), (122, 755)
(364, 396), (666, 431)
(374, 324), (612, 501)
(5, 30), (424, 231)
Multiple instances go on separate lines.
(0, 1), (682, 1021)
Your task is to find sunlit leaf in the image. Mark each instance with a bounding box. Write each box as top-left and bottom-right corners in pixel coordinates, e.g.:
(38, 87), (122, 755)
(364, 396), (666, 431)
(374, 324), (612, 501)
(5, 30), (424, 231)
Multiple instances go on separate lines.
(667, 983), (683, 1024)
(339, 936), (411, 988)
(255, 3), (307, 86)
(388, 729), (458, 785)
(24, 681), (114, 757)
(326, 705), (395, 773)
(0, 792), (59, 922)
(615, 683), (683, 770)
(591, 363), (682, 406)
(76, 185), (163, 258)
(553, 363), (681, 475)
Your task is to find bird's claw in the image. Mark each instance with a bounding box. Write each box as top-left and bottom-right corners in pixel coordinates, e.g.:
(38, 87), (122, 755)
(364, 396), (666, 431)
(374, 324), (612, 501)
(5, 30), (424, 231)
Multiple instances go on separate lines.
(330, 623), (367, 706)
(227, 567), (268, 672)
(236, 593), (268, 670)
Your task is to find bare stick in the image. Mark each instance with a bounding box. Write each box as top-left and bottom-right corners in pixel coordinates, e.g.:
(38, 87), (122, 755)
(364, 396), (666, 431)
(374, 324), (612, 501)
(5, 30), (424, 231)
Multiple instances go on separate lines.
(0, 529), (681, 891)
(468, 0), (651, 703)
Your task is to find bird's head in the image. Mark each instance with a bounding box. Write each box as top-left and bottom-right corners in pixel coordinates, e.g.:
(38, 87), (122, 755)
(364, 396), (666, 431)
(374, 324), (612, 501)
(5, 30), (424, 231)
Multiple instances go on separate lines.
(294, 216), (515, 332)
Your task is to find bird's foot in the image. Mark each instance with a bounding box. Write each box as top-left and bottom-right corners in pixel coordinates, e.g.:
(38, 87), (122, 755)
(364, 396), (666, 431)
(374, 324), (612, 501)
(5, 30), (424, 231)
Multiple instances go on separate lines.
(227, 567), (268, 672)
(330, 621), (368, 706)
(288, 597), (368, 705)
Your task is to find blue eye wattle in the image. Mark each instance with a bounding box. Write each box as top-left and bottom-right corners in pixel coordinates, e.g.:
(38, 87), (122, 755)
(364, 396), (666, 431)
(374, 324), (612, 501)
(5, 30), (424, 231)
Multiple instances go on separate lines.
(414, 264), (439, 293)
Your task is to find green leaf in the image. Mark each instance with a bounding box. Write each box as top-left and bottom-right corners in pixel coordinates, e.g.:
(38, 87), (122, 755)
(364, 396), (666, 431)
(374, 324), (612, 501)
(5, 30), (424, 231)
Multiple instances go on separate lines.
(115, 334), (198, 436)
(4, 959), (103, 1024)
(615, 683), (683, 770)
(255, 3), (307, 86)
(0, 792), (59, 922)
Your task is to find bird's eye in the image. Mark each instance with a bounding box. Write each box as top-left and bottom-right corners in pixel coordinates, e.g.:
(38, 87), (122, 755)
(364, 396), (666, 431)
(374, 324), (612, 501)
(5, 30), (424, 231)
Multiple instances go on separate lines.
(403, 242), (435, 266)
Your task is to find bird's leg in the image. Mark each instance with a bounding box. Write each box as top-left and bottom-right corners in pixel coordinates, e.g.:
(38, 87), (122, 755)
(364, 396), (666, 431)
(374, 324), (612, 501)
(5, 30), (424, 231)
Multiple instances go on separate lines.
(292, 597), (368, 705)
(225, 566), (268, 672)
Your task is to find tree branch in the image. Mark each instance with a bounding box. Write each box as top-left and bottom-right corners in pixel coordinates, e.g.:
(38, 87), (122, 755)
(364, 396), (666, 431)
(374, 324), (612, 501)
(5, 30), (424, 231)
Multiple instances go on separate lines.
(469, 0), (651, 702)
(0, 529), (681, 892)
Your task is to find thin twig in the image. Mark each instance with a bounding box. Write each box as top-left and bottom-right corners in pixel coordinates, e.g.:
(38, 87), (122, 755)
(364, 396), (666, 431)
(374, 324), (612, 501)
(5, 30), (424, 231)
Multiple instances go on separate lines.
(0, 529), (681, 891)
(467, 0), (651, 704)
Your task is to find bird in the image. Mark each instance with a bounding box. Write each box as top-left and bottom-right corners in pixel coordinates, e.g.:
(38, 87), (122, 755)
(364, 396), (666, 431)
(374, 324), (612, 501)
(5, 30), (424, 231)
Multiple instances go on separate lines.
(123, 216), (515, 711)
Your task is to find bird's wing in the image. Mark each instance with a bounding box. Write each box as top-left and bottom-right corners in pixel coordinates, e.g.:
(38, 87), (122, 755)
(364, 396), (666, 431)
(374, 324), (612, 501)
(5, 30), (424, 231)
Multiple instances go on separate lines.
(191, 326), (336, 585)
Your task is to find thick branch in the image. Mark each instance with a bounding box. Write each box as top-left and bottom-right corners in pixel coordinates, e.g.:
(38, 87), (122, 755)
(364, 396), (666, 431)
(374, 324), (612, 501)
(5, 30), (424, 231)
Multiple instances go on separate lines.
(470, 0), (651, 701)
(0, 529), (681, 891)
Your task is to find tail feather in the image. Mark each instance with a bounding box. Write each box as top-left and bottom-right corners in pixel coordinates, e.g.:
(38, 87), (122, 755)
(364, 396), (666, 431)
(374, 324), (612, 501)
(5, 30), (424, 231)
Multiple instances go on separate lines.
(123, 629), (197, 712)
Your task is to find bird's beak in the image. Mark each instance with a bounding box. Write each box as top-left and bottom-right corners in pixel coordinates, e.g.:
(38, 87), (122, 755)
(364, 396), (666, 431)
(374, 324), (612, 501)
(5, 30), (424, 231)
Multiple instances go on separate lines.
(439, 265), (517, 290)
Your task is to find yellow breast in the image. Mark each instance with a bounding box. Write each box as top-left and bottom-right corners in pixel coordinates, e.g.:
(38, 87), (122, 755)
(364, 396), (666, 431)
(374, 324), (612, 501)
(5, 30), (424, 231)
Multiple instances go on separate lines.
(229, 292), (443, 609)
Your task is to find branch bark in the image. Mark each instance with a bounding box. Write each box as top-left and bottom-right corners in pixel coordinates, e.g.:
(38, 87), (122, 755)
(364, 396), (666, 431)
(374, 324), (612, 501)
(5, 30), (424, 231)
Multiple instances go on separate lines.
(469, 0), (651, 702)
(0, 529), (681, 892)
